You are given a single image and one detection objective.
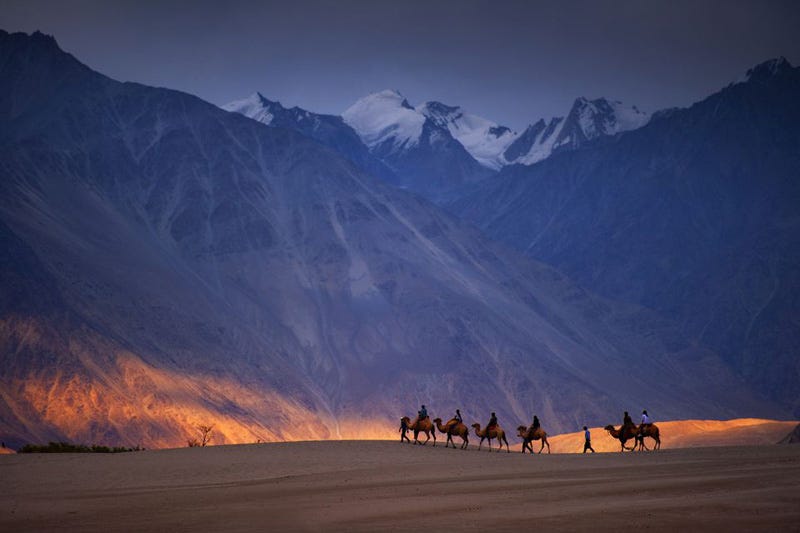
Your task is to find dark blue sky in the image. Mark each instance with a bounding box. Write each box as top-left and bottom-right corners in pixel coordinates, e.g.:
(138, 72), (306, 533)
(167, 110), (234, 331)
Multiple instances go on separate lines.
(2, 0), (799, 129)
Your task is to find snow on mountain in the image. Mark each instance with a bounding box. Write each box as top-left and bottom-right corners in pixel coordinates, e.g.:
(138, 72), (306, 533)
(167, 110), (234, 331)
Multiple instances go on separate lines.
(505, 97), (650, 165)
(223, 92), (400, 185)
(222, 92), (277, 124)
(417, 101), (518, 170)
(342, 90), (425, 151)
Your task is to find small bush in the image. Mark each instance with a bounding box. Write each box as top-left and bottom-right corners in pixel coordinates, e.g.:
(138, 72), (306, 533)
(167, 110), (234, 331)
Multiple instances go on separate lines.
(18, 441), (143, 453)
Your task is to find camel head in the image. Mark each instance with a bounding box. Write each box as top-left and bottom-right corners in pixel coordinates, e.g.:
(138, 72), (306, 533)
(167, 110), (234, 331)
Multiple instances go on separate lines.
(471, 423), (481, 430)
(433, 418), (442, 424)
(516, 425), (529, 437)
(401, 416), (411, 424)
(603, 424), (615, 432)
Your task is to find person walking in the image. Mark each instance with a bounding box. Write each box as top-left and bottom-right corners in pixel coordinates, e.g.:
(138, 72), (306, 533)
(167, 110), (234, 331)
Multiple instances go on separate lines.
(399, 417), (410, 443)
(583, 426), (595, 453)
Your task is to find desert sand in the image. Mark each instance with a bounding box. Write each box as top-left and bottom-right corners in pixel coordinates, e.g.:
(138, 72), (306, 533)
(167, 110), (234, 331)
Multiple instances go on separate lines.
(3, 419), (800, 532)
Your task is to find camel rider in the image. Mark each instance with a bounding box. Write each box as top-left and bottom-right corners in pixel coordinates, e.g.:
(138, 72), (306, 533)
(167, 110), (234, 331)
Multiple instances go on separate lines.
(639, 410), (651, 436)
(622, 411), (634, 436)
(487, 412), (498, 432)
(418, 404), (428, 421)
(444, 409), (462, 432)
(530, 415), (541, 433)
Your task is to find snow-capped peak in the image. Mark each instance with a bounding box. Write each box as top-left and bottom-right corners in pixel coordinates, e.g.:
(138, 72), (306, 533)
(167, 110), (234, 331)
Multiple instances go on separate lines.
(342, 90), (425, 150)
(571, 97), (650, 138)
(222, 92), (283, 125)
(504, 97), (650, 166)
(417, 101), (517, 170)
(744, 57), (793, 83)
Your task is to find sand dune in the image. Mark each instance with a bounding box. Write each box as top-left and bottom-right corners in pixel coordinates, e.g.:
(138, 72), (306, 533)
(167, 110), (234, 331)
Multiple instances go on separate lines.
(545, 418), (799, 454)
(3, 431), (799, 531)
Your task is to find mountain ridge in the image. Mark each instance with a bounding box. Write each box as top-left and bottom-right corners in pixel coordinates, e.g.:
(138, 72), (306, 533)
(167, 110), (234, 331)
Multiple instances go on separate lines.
(452, 57), (800, 416)
(0, 30), (785, 448)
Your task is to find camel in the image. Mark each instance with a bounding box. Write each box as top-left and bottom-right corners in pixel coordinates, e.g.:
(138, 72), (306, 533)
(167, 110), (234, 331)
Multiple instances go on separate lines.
(401, 416), (436, 446)
(433, 418), (470, 449)
(471, 423), (510, 453)
(636, 424), (661, 450)
(516, 425), (551, 454)
(604, 424), (641, 451)
(604, 423), (660, 451)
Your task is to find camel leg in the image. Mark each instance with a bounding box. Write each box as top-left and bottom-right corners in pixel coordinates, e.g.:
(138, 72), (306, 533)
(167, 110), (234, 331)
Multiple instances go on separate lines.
(504, 437), (510, 453)
(432, 430), (436, 447)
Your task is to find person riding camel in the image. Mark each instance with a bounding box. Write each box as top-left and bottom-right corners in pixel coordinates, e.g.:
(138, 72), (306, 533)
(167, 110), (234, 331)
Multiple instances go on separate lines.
(622, 411), (634, 436)
(418, 404), (428, 420)
(639, 409), (651, 436)
(487, 412), (498, 432)
(449, 409), (463, 430)
(530, 415), (541, 433)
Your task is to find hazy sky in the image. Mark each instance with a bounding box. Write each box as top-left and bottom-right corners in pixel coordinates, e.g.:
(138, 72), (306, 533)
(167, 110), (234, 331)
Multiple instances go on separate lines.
(2, 0), (799, 130)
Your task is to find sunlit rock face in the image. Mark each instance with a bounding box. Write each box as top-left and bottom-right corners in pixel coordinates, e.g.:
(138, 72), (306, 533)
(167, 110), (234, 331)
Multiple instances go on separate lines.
(452, 58), (800, 418)
(0, 31), (785, 449)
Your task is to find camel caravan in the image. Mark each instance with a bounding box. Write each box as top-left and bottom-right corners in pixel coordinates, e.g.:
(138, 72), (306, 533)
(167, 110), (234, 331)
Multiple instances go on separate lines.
(400, 407), (661, 453)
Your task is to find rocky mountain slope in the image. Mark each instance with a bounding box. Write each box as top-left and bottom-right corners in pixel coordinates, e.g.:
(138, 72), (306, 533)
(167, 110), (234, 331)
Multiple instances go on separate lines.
(0, 31), (785, 449)
(453, 57), (800, 417)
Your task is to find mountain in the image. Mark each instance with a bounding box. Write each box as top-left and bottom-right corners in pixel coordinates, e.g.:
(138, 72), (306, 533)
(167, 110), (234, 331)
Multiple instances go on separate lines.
(503, 97), (649, 165)
(417, 101), (517, 170)
(453, 58), (800, 417)
(0, 30), (784, 449)
(342, 90), (493, 202)
(225, 90), (648, 202)
(222, 92), (399, 185)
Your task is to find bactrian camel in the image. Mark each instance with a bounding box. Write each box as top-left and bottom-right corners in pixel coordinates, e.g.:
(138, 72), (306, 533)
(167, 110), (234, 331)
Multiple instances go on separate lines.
(516, 425), (551, 454)
(402, 416), (437, 446)
(471, 423), (510, 453)
(433, 418), (469, 449)
(604, 424), (660, 451)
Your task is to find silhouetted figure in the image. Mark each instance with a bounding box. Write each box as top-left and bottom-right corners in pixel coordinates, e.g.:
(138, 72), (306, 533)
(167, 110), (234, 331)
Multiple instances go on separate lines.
(583, 426), (595, 453)
(487, 412), (498, 431)
(622, 411), (634, 430)
(531, 415), (540, 431)
(399, 417), (410, 443)
(454, 409), (463, 423)
(418, 404), (428, 420)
